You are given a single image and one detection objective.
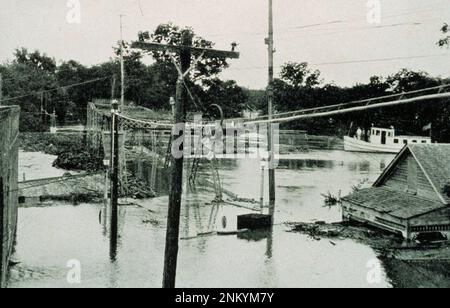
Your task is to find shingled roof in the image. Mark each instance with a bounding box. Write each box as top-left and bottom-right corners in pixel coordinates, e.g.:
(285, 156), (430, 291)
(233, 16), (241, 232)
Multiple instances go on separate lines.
(373, 144), (450, 204)
(408, 144), (450, 204)
(344, 144), (450, 220)
(342, 187), (446, 219)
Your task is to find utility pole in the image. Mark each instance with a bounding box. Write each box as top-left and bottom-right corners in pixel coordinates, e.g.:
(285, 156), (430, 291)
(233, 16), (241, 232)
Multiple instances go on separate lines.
(120, 15), (125, 108)
(267, 0), (276, 219)
(111, 75), (117, 101)
(109, 100), (119, 261)
(164, 30), (191, 289)
(0, 177), (4, 286)
(132, 32), (239, 289)
(0, 73), (3, 106)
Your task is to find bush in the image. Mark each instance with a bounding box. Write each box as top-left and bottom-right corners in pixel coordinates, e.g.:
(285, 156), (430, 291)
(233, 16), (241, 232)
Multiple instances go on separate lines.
(53, 151), (103, 172)
(20, 133), (104, 172)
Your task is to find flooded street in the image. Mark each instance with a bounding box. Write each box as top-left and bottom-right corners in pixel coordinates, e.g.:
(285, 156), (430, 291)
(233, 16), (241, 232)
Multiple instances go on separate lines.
(8, 150), (397, 288)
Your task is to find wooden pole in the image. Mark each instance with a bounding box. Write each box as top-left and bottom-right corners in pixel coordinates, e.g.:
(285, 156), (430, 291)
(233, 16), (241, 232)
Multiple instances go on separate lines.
(260, 165), (265, 212)
(132, 30), (239, 289)
(0, 73), (3, 106)
(120, 15), (125, 108)
(267, 0), (276, 219)
(111, 75), (117, 101)
(163, 30), (192, 289)
(0, 177), (4, 287)
(110, 101), (119, 261)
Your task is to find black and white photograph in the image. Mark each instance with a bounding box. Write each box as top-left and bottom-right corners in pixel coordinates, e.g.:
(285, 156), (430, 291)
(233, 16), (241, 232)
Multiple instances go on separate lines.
(1, 0), (450, 291)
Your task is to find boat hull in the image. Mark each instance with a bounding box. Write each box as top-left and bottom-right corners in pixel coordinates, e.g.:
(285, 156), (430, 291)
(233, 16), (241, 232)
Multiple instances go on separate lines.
(344, 136), (403, 154)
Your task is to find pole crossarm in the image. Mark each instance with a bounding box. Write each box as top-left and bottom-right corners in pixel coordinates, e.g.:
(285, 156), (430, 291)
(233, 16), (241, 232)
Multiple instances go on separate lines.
(131, 41), (240, 59)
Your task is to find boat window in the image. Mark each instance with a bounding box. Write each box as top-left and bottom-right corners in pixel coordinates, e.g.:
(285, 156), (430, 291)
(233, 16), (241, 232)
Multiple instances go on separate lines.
(376, 130), (380, 136)
(412, 140), (417, 143)
(403, 140), (408, 144)
(422, 140), (427, 144)
(394, 139), (399, 144)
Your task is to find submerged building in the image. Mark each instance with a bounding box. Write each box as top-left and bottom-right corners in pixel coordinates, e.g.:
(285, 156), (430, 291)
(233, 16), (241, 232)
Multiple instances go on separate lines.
(342, 144), (450, 240)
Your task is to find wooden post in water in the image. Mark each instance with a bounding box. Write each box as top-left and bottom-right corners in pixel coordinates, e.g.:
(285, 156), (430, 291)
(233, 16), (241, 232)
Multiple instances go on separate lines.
(267, 0), (276, 221)
(110, 100), (119, 260)
(132, 29), (239, 289)
(163, 30), (192, 289)
(0, 73), (3, 106)
(0, 177), (4, 286)
(260, 165), (265, 212)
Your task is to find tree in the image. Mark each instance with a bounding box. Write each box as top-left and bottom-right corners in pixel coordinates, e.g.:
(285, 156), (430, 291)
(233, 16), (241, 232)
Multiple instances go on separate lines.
(1, 57), (58, 131)
(280, 62), (321, 88)
(201, 79), (248, 118)
(56, 60), (92, 124)
(136, 23), (230, 81)
(14, 48), (57, 73)
(132, 23), (240, 114)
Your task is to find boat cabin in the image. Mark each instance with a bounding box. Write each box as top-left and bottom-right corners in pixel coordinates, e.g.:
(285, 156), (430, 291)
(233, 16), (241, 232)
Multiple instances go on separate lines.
(370, 127), (431, 146)
(342, 144), (450, 241)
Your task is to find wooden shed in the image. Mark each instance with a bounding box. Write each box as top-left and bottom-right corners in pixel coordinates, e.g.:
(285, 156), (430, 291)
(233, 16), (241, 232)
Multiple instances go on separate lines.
(342, 144), (450, 240)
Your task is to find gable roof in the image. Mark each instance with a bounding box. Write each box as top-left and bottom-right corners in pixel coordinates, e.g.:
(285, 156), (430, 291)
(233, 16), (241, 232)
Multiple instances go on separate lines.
(342, 187), (447, 219)
(374, 144), (450, 204)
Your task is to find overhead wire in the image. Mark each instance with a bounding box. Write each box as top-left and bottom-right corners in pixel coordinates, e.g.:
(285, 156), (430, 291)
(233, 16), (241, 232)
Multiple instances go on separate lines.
(0, 76), (111, 104)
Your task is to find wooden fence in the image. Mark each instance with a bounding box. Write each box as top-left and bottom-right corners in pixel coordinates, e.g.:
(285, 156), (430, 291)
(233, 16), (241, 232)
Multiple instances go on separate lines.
(279, 130), (344, 152)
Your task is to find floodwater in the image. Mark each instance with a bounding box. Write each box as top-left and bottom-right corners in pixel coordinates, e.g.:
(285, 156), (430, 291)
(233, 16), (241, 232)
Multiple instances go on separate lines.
(18, 151), (77, 181)
(8, 150), (402, 288)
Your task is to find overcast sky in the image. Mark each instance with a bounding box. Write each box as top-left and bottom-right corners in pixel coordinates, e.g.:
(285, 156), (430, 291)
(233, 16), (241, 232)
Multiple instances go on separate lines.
(1, 0), (450, 89)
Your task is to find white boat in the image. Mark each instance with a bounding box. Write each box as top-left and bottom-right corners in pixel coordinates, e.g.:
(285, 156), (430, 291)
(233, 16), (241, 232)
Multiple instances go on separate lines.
(344, 127), (432, 154)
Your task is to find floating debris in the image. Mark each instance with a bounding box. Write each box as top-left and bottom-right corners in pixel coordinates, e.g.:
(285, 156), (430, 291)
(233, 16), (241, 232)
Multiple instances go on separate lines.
(321, 190), (341, 206)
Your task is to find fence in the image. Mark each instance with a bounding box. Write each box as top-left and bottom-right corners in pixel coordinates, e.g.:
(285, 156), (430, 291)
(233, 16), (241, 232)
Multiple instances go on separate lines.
(0, 106), (19, 288)
(86, 103), (172, 195)
(279, 130), (344, 152)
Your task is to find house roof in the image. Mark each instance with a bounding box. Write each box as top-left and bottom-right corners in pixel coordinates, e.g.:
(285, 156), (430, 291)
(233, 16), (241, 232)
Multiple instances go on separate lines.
(342, 187), (447, 220)
(408, 144), (450, 204)
(374, 144), (450, 204)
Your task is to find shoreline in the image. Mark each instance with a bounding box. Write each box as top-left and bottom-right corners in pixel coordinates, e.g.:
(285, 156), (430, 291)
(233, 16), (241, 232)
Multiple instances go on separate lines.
(288, 221), (450, 261)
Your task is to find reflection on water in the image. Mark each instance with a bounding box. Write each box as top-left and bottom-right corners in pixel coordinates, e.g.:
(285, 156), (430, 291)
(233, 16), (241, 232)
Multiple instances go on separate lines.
(8, 150), (427, 288)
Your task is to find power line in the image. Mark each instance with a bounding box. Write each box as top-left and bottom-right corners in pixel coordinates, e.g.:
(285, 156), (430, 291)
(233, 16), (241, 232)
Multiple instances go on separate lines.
(254, 83), (450, 121)
(206, 2), (447, 39)
(0, 76), (110, 103)
(312, 53), (450, 67)
(227, 53), (450, 71)
(136, 0), (144, 16)
(248, 92), (450, 125)
(276, 20), (436, 42)
(1, 65), (95, 83)
(9, 172), (103, 195)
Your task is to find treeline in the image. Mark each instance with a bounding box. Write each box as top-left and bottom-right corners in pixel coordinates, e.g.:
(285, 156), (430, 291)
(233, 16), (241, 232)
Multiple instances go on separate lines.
(264, 63), (450, 142)
(0, 47), (249, 132)
(1, 22), (450, 142)
(0, 24), (254, 132)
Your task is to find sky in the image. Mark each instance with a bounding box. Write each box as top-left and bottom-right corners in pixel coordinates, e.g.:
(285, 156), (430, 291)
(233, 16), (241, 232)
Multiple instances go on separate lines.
(1, 0), (450, 89)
